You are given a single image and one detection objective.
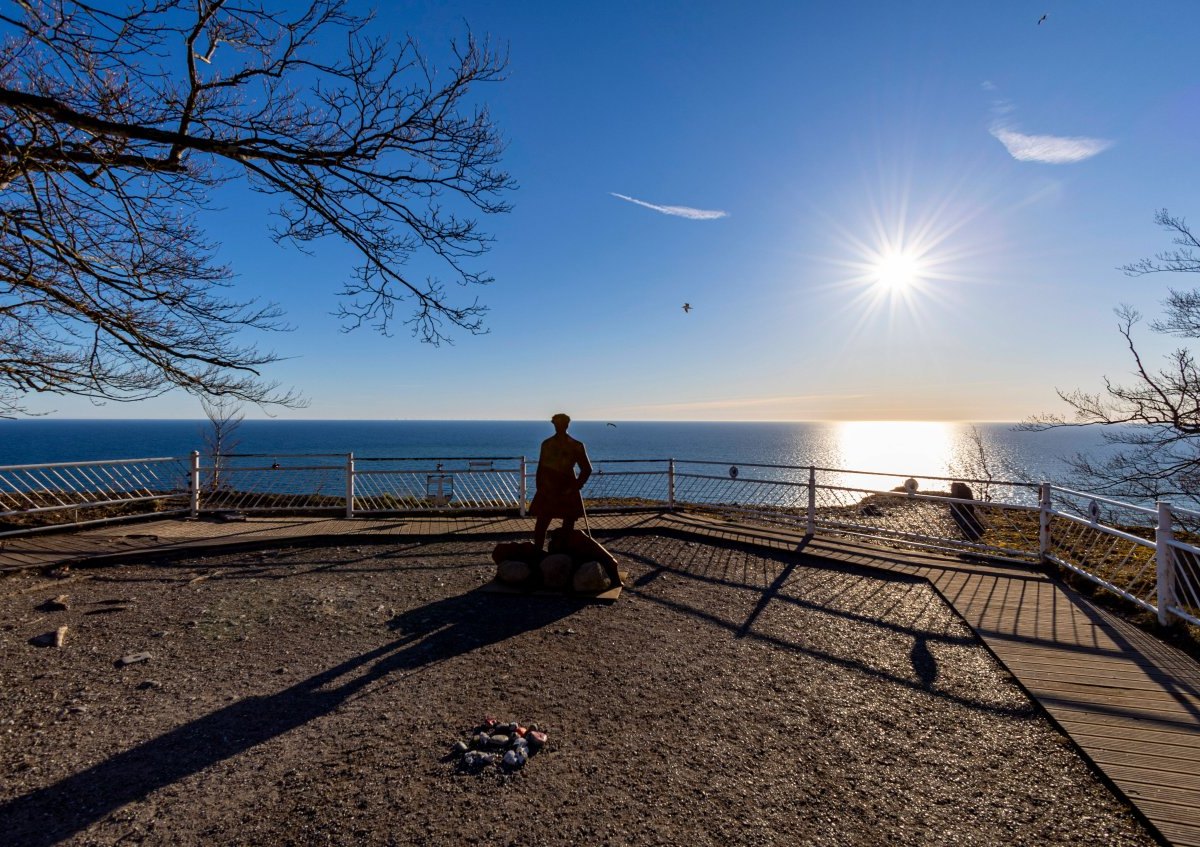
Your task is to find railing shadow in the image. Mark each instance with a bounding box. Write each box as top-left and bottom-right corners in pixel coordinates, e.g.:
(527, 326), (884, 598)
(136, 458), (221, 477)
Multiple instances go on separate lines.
(1037, 583), (1200, 728)
(0, 589), (579, 847)
(611, 532), (1018, 710)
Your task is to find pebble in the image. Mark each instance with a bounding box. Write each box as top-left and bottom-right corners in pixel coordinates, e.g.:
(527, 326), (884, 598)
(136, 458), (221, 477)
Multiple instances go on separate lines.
(488, 734), (510, 749)
(473, 733), (490, 748)
(527, 730), (548, 751)
(462, 751), (493, 770)
(116, 652), (152, 667)
(451, 740), (469, 755)
(502, 748), (527, 769)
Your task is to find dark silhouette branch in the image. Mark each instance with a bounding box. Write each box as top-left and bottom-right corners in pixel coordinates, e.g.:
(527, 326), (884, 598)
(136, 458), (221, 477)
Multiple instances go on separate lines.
(0, 0), (513, 416)
(1022, 210), (1200, 502)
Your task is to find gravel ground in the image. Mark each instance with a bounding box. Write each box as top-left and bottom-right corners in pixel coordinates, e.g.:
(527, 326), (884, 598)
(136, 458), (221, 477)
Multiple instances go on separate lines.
(0, 530), (1156, 846)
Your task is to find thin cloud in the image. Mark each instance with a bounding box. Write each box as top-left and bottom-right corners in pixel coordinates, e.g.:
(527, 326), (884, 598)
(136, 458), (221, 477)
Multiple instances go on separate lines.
(990, 127), (1113, 164)
(981, 82), (1112, 165)
(610, 192), (728, 220)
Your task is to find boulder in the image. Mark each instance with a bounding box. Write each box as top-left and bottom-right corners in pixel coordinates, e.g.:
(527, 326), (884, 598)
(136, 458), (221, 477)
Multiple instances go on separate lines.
(549, 529), (622, 587)
(491, 541), (543, 566)
(948, 482), (984, 542)
(496, 560), (531, 585)
(540, 554), (573, 590)
(573, 561), (610, 593)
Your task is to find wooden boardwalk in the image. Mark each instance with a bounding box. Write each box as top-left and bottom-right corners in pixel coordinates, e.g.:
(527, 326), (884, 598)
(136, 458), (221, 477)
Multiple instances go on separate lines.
(3, 511), (1198, 846)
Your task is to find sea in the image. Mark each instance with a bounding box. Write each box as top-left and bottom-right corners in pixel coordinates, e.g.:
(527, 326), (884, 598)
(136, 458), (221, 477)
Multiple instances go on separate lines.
(0, 419), (1113, 491)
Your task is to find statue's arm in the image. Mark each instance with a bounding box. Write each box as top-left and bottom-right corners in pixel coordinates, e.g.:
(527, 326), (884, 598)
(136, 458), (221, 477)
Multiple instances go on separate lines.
(576, 445), (592, 490)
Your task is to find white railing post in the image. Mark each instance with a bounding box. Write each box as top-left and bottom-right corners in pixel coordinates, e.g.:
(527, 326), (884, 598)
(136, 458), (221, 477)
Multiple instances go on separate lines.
(807, 465), (816, 535)
(1038, 482), (1052, 561)
(1157, 501), (1177, 627)
(345, 452), (355, 519)
(668, 458), (676, 509)
(519, 456), (527, 517)
(189, 451), (200, 518)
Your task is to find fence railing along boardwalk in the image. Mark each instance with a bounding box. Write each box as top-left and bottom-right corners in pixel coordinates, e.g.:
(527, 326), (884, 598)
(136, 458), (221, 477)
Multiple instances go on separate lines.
(0, 452), (1197, 628)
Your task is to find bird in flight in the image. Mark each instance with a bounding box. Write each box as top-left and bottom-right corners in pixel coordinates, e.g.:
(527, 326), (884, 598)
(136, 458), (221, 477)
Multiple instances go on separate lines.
(682, 303), (692, 313)
(1037, 14), (1047, 24)
(606, 422), (617, 428)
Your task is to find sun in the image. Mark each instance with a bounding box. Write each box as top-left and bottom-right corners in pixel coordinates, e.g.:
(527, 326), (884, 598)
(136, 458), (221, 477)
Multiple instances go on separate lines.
(871, 250), (923, 292)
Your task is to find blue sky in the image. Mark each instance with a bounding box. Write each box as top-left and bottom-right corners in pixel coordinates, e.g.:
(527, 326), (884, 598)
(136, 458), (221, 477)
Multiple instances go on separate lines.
(26, 0), (1200, 421)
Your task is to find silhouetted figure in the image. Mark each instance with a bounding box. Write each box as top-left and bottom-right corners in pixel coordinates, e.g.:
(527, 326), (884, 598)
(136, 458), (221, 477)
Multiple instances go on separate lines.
(948, 481), (985, 542)
(531, 413), (592, 550)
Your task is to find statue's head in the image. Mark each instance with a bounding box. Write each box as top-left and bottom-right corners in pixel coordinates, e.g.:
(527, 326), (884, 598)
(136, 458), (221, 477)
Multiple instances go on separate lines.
(551, 412), (570, 433)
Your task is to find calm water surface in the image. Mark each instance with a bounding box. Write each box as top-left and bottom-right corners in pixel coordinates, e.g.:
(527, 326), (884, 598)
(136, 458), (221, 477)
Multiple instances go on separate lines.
(0, 419), (1111, 490)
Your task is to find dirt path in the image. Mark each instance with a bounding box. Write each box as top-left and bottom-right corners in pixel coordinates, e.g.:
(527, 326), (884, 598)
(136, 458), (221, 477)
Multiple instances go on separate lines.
(0, 533), (1155, 846)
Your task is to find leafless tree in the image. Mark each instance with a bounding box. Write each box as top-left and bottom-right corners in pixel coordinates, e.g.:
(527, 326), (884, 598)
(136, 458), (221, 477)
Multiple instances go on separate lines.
(949, 424), (996, 501)
(200, 395), (243, 491)
(0, 1), (513, 416)
(1024, 210), (1200, 504)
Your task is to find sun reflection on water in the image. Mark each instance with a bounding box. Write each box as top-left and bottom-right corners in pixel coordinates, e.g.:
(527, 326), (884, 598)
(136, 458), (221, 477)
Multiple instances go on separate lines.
(830, 421), (956, 489)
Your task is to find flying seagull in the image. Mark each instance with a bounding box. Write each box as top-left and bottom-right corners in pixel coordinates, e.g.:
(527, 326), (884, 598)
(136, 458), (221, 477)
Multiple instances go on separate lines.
(682, 303), (692, 313)
(606, 422), (617, 427)
(1037, 14), (1047, 24)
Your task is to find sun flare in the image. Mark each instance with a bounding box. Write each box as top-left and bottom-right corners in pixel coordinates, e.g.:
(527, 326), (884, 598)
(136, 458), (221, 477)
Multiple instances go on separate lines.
(871, 250), (923, 291)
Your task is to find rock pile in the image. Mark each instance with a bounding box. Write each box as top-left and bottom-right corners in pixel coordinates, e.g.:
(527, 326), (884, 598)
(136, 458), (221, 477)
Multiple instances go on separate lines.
(451, 717), (549, 773)
(492, 528), (622, 594)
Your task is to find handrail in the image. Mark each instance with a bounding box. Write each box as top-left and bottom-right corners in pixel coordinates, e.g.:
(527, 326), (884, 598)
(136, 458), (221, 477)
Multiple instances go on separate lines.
(1049, 485), (1159, 515)
(813, 465), (1041, 488)
(216, 453), (349, 458)
(352, 455), (526, 463)
(0, 456), (181, 471)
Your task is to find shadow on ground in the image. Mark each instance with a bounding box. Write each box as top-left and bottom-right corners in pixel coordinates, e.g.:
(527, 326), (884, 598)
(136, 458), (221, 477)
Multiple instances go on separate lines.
(612, 528), (1023, 714)
(0, 589), (578, 847)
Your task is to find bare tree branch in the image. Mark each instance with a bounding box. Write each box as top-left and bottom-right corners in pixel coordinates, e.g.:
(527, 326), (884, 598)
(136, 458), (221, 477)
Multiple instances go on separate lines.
(0, 1), (514, 416)
(1022, 210), (1200, 503)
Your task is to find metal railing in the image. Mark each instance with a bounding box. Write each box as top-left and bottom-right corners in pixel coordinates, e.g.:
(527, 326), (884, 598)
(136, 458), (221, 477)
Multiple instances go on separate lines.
(0, 456), (190, 537)
(0, 451), (1196, 627)
(353, 456), (525, 514)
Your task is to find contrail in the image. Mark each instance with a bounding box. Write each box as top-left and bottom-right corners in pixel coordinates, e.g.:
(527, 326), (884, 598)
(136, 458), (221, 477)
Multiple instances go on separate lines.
(610, 192), (728, 220)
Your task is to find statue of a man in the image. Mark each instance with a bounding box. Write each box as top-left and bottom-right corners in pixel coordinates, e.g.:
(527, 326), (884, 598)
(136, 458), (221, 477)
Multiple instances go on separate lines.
(531, 413), (592, 550)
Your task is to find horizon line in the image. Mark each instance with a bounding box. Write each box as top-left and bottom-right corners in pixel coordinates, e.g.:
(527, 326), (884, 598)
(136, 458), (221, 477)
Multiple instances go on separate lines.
(2, 417), (1037, 424)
